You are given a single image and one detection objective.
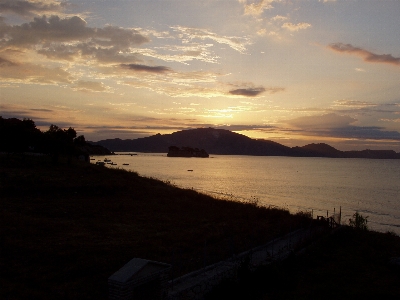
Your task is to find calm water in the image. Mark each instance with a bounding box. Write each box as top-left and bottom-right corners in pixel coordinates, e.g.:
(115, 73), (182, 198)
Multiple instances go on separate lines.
(93, 154), (400, 235)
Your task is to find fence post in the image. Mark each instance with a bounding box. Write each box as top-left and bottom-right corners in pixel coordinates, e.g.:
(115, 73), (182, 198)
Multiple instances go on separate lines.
(203, 240), (207, 271)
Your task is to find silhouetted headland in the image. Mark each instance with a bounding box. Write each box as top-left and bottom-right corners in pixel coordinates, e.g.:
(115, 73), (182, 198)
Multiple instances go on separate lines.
(93, 128), (400, 159)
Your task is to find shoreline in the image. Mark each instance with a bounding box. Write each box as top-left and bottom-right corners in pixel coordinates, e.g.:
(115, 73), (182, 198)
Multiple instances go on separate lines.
(1, 153), (399, 299)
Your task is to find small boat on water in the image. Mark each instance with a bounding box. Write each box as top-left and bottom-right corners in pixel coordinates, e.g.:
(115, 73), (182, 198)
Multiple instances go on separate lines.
(123, 163), (129, 166)
(104, 158), (111, 162)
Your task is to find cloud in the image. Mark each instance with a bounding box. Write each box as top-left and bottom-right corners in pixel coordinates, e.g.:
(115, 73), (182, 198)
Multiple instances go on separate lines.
(0, 0), (65, 17)
(1, 15), (91, 47)
(0, 15), (149, 64)
(121, 64), (172, 73)
(285, 113), (400, 141)
(172, 26), (250, 54)
(271, 15), (287, 22)
(282, 22), (311, 31)
(329, 126), (400, 140)
(0, 56), (18, 66)
(136, 44), (219, 64)
(329, 43), (400, 66)
(229, 86), (285, 97)
(72, 80), (112, 93)
(0, 103), (72, 126)
(229, 87), (266, 97)
(286, 113), (356, 129)
(213, 124), (275, 131)
(30, 108), (53, 112)
(240, 0), (275, 16)
(286, 113), (400, 140)
(0, 60), (73, 84)
(332, 100), (377, 108)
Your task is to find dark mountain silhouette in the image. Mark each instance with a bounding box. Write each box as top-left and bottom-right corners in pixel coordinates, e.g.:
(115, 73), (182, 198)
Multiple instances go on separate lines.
(296, 143), (400, 159)
(92, 128), (294, 156)
(292, 143), (345, 158)
(92, 128), (400, 159)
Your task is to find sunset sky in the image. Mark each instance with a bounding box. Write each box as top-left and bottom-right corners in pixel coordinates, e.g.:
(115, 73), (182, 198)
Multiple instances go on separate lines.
(1, 0), (400, 150)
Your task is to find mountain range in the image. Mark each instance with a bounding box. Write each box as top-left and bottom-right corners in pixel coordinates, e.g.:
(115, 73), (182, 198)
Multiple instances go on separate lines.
(91, 128), (400, 159)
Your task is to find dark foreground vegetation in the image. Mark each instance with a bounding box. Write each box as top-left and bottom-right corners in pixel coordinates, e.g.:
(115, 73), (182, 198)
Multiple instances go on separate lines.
(0, 117), (112, 160)
(2, 153), (400, 299)
(1, 154), (310, 299)
(207, 227), (400, 300)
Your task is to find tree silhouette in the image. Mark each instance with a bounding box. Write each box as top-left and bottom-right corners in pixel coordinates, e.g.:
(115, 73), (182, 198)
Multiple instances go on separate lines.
(44, 125), (77, 163)
(0, 117), (41, 153)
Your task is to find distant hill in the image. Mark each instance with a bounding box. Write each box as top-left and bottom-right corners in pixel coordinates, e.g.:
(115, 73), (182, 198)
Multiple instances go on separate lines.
(92, 128), (294, 156)
(292, 143), (345, 158)
(92, 128), (400, 159)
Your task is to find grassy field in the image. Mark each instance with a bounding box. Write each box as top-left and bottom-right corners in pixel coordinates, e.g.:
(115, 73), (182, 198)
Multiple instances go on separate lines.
(0, 154), (310, 299)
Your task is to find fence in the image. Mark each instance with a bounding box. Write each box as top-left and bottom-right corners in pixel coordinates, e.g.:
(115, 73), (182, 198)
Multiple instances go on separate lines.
(316, 206), (342, 229)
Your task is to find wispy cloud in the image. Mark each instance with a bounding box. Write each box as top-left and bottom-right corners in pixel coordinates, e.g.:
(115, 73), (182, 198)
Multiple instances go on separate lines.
(172, 26), (250, 54)
(137, 44), (219, 64)
(282, 22), (311, 31)
(0, 59), (74, 84)
(72, 80), (112, 93)
(271, 15), (287, 22)
(240, 0), (275, 16)
(329, 43), (400, 66)
(332, 100), (377, 108)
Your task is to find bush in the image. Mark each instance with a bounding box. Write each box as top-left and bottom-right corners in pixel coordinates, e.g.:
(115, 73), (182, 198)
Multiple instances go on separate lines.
(349, 212), (368, 230)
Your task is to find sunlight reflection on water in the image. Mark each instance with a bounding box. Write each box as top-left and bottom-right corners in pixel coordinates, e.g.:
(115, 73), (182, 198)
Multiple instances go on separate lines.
(93, 154), (400, 235)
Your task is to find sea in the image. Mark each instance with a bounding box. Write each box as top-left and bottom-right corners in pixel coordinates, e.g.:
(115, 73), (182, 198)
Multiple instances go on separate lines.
(92, 153), (400, 235)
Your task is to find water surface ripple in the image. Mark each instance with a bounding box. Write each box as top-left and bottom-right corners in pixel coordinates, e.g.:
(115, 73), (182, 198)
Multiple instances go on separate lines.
(94, 154), (400, 235)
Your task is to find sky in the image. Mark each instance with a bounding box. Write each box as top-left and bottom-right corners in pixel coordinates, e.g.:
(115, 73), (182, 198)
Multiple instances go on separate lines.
(1, 0), (400, 151)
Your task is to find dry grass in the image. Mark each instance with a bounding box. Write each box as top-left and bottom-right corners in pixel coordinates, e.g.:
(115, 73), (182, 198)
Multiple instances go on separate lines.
(0, 154), (310, 299)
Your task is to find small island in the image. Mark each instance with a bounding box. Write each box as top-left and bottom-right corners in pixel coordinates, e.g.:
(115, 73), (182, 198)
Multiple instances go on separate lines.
(167, 146), (209, 158)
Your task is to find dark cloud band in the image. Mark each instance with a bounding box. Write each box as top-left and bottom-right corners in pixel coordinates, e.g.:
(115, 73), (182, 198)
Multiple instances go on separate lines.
(0, 0), (65, 16)
(229, 87), (266, 97)
(329, 43), (400, 66)
(121, 64), (171, 73)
